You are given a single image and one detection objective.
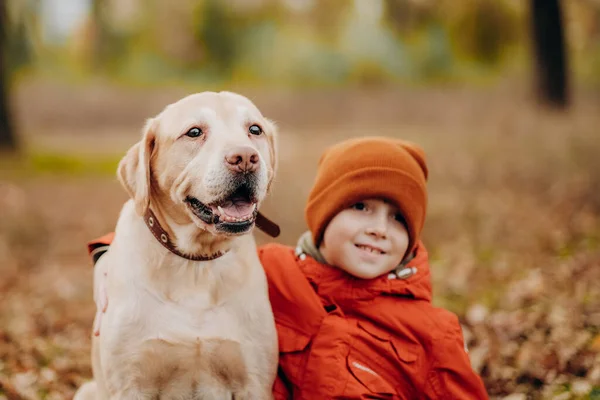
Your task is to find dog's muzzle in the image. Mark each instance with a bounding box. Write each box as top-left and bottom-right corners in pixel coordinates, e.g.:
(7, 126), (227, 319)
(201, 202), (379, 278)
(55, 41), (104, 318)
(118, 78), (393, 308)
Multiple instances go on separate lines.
(185, 175), (261, 235)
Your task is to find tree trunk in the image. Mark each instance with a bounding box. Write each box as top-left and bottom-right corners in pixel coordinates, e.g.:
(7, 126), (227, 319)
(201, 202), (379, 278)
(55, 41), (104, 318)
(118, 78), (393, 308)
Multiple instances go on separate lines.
(91, 0), (113, 71)
(530, 0), (569, 108)
(0, 0), (17, 151)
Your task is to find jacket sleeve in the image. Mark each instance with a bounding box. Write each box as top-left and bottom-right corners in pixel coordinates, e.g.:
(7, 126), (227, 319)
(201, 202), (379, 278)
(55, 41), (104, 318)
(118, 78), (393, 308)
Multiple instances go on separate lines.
(87, 232), (115, 265)
(424, 320), (489, 399)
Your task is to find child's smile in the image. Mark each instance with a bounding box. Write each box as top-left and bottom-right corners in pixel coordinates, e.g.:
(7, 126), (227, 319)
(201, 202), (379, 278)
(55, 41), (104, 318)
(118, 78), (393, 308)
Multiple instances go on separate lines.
(319, 198), (410, 279)
(354, 243), (386, 257)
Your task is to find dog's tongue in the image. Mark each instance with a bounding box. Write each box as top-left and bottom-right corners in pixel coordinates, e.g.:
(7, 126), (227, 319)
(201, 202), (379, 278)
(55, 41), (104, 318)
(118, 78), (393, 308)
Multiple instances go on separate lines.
(219, 199), (254, 218)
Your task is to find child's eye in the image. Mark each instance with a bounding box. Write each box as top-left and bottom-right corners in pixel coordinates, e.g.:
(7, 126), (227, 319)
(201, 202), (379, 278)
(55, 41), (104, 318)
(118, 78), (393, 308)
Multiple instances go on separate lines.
(351, 202), (366, 211)
(394, 213), (406, 224)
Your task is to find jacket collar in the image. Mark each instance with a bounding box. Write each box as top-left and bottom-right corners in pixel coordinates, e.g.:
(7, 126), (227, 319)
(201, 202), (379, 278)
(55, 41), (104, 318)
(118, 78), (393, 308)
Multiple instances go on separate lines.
(295, 238), (433, 303)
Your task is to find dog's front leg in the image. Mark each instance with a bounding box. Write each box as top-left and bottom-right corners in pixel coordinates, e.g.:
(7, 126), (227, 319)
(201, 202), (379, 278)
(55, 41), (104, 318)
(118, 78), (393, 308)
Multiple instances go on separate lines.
(103, 367), (158, 400)
(73, 381), (98, 400)
(100, 344), (150, 400)
(232, 384), (274, 400)
(109, 390), (153, 400)
(232, 366), (276, 400)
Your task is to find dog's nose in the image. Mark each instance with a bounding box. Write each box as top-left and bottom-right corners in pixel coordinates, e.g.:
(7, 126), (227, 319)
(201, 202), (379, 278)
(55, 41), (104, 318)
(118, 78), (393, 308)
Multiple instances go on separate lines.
(224, 146), (259, 173)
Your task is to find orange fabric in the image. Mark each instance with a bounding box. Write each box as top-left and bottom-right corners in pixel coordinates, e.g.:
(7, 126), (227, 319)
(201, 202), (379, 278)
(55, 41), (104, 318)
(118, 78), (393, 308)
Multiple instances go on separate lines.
(86, 235), (488, 399)
(87, 232), (115, 256)
(259, 242), (488, 400)
(305, 137), (428, 253)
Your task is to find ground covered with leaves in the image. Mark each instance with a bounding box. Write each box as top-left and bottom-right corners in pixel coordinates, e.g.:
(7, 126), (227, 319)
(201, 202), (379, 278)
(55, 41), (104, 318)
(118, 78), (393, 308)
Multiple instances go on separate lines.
(1, 83), (599, 399)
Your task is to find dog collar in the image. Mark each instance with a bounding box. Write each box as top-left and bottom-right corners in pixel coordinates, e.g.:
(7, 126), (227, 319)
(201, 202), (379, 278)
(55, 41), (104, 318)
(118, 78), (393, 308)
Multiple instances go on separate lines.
(255, 212), (281, 238)
(144, 209), (228, 261)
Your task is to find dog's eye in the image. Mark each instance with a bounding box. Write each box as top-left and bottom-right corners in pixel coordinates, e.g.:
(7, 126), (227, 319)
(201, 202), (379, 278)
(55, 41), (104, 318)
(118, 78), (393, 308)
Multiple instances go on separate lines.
(186, 127), (203, 138)
(249, 124), (263, 136)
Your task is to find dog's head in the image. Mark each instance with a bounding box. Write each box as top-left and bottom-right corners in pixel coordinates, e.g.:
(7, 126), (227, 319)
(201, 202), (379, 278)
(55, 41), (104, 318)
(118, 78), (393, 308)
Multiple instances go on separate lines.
(118, 91), (277, 238)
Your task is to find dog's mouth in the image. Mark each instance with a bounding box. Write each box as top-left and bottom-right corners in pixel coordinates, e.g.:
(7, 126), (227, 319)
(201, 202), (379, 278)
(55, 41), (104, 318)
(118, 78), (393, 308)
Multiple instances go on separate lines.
(185, 184), (259, 235)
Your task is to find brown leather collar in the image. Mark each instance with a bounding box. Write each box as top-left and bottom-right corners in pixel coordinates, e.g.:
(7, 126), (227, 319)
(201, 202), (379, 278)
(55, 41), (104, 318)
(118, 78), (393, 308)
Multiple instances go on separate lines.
(143, 208), (281, 262)
(144, 209), (227, 261)
(255, 212), (281, 238)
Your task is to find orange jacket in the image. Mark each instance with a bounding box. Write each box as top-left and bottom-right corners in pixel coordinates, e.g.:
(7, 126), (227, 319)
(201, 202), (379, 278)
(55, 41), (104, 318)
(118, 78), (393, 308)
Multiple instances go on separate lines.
(87, 235), (487, 399)
(260, 242), (488, 400)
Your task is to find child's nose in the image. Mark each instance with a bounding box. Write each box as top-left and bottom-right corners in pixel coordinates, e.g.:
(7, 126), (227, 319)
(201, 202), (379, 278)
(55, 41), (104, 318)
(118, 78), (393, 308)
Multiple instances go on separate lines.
(365, 216), (388, 239)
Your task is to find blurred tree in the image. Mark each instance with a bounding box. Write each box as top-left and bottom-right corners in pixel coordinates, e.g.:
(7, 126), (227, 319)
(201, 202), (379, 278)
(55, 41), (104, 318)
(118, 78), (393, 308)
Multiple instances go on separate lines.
(531, 0), (569, 107)
(90, 0), (126, 72)
(0, 0), (17, 151)
(308, 0), (352, 43)
(447, 0), (519, 66)
(5, 2), (32, 73)
(195, 0), (240, 74)
(384, 0), (434, 34)
(193, 0), (283, 76)
(91, 0), (108, 70)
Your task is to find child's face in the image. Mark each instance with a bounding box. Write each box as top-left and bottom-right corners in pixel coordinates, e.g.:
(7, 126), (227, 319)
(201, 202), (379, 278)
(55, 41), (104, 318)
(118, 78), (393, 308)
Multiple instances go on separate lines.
(319, 198), (409, 279)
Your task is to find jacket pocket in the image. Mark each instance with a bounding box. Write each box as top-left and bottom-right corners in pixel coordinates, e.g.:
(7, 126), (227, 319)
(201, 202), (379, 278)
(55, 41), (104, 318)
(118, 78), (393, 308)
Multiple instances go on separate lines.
(357, 321), (418, 363)
(348, 321), (419, 398)
(346, 352), (396, 397)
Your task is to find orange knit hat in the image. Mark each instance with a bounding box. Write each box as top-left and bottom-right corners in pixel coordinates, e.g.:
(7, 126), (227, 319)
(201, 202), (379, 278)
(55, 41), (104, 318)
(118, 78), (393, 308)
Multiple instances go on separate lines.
(305, 136), (428, 254)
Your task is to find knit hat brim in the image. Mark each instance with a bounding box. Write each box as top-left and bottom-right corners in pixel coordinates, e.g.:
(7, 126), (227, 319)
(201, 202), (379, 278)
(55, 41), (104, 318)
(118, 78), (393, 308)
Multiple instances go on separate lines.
(305, 167), (426, 254)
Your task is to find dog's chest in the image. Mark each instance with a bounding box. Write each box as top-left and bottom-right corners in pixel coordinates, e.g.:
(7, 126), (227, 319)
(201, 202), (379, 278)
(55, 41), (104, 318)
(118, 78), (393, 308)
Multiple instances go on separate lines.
(129, 286), (244, 343)
(104, 290), (250, 396)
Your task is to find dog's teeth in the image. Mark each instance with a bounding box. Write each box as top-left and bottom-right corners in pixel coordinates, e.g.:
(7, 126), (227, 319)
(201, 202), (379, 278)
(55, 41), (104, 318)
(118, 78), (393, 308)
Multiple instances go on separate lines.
(217, 206), (224, 216)
(252, 203), (257, 212)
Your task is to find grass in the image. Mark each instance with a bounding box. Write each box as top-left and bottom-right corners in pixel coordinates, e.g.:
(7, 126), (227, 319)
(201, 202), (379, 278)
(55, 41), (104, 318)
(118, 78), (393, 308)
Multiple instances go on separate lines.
(0, 149), (121, 178)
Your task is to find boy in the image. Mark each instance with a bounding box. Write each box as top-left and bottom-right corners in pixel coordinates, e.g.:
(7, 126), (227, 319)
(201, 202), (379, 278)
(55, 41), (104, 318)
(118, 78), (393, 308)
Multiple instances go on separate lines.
(88, 137), (488, 399)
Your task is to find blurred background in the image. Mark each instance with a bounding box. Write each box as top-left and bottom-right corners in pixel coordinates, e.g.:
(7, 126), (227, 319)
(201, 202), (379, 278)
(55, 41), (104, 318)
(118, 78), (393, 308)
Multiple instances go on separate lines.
(0, 0), (599, 398)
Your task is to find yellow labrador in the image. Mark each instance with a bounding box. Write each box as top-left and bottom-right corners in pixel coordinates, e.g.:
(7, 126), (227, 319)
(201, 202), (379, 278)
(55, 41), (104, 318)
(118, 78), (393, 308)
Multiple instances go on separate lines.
(75, 92), (278, 399)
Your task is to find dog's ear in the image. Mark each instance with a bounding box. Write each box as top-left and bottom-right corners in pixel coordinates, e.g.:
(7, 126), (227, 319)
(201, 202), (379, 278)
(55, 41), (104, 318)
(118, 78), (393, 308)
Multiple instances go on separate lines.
(118, 118), (157, 216)
(263, 118), (278, 193)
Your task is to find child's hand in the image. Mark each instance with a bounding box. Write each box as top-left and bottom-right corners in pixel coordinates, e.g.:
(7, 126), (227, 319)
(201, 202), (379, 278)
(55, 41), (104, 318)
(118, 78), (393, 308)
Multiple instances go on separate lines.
(92, 270), (108, 336)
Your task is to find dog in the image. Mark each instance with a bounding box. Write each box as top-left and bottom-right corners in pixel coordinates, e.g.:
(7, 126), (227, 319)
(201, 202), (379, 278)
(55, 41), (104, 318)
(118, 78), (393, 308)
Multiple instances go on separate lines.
(74, 92), (279, 399)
